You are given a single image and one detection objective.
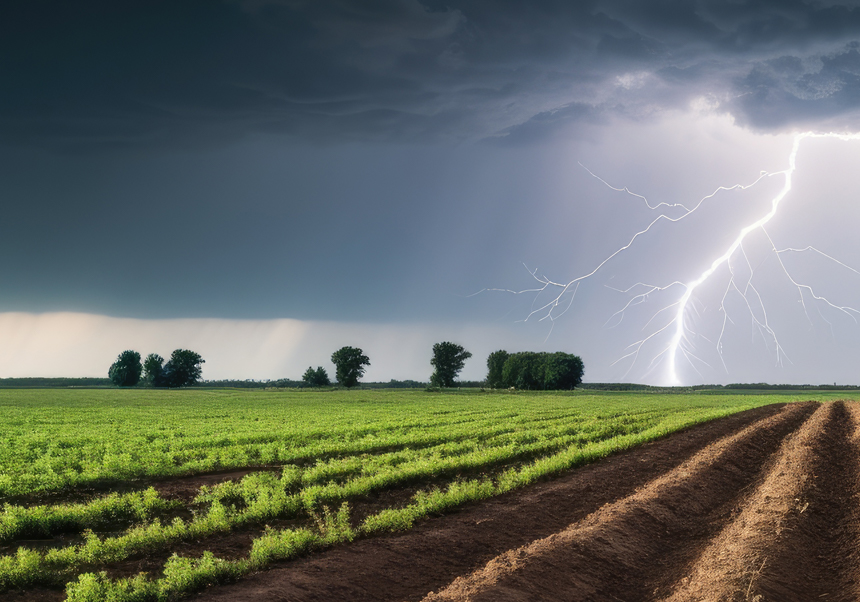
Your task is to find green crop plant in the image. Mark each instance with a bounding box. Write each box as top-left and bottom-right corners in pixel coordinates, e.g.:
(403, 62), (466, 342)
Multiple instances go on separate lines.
(0, 488), (177, 543)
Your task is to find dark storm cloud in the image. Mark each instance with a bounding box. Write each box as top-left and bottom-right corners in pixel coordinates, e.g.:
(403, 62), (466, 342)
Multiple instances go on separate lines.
(492, 102), (605, 144)
(6, 0), (860, 149)
(733, 44), (860, 129)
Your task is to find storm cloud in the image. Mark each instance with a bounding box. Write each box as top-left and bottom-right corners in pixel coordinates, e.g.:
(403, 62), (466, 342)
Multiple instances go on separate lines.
(7, 1), (860, 151)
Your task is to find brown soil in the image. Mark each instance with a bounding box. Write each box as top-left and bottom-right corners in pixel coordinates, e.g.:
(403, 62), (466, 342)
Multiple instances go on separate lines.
(187, 401), (828, 602)
(2, 586), (66, 602)
(662, 400), (860, 602)
(150, 468), (279, 504)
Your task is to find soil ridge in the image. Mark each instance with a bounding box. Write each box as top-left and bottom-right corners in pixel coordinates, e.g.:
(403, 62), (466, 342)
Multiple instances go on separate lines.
(663, 400), (860, 601)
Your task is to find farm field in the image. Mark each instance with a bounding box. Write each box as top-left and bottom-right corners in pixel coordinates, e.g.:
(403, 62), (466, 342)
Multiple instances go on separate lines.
(0, 389), (854, 601)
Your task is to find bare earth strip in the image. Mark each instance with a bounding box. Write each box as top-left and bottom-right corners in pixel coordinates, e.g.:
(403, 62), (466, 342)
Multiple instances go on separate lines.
(422, 401), (817, 602)
(191, 402), (812, 602)
(663, 400), (860, 602)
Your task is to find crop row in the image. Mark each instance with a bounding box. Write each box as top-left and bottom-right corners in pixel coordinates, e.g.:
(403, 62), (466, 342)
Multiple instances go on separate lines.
(0, 405), (680, 544)
(0, 404), (665, 498)
(0, 422), (646, 583)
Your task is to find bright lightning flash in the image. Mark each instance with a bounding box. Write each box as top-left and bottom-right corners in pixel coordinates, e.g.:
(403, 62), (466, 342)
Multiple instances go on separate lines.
(483, 131), (860, 385)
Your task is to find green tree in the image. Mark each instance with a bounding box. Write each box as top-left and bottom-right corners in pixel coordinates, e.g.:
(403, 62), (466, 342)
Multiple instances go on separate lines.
(486, 349), (509, 388)
(543, 352), (585, 389)
(143, 353), (165, 387)
(501, 351), (543, 390)
(108, 350), (142, 387)
(162, 349), (205, 387)
(302, 366), (331, 387)
(330, 346), (370, 388)
(499, 351), (584, 390)
(430, 342), (472, 388)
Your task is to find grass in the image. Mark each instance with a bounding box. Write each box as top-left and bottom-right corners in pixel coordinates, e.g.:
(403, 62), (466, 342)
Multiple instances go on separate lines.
(1, 388), (854, 599)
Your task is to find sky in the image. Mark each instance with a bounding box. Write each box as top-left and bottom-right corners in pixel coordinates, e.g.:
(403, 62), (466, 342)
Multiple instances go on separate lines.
(4, 0), (860, 385)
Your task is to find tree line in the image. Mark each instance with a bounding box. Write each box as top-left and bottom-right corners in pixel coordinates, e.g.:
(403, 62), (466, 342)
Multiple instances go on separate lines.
(108, 343), (584, 390)
(108, 350), (205, 388)
(486, 350), (584, 390)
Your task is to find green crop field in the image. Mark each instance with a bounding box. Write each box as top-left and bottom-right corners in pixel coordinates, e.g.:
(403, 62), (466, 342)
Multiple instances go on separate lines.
(0, 388), (852, 601)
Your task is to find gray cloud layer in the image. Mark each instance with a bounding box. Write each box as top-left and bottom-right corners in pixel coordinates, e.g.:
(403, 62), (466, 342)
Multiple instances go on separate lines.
(6, 0), (860, 150)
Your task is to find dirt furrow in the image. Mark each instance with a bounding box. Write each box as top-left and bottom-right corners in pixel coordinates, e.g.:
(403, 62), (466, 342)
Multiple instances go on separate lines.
(663, 400), (860, 601)
(421, 401), (818, 602)
(190, 402), (811, 602)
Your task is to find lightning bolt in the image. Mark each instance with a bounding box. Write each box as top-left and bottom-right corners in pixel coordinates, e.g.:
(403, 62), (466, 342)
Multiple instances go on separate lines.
(481, 131), (860, 385)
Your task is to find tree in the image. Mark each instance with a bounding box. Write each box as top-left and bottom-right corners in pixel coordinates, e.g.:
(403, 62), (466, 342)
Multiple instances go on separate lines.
(162, 349), (205, 387)
(302, 366), (331, 387)
(543, 352), (584, 390)
(501, 351), (543, 390)
(430, 342), (472, 388)
(330, 346), (370, 388)
(486, 350), (509, 388)
(143, 353), (165, 387)
(108, 350), (142, 387)
(143, 350), (204, 387)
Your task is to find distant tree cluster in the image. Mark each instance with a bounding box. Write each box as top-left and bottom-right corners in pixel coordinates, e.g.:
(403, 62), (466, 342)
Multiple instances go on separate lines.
(379, 379), (427, 388)
(0, 377), (112, 388)
(486, 350), (584, 390)
(302, 366), (331, 387)
(198, 378), (302, 389)
(108, 349), (204, 388)
(108, 343), (585, 392)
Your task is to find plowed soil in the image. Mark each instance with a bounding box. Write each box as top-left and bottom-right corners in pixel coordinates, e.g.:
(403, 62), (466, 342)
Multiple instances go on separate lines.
(185, 400), (860, 602)
(15, 400), (859, 602)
